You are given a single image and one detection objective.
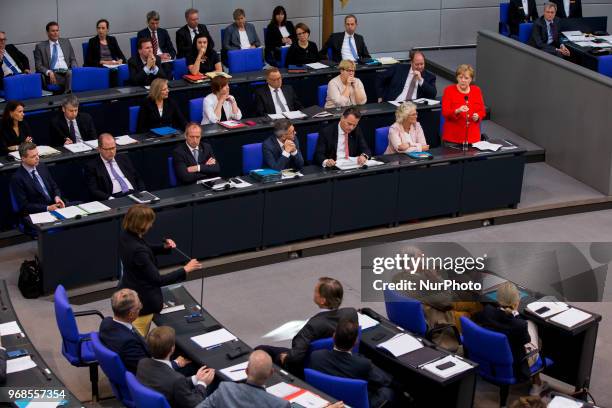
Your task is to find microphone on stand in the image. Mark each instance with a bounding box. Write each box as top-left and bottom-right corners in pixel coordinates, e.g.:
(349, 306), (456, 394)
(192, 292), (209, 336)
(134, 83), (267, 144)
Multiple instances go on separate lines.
(463, 95), (470, 151)
(172, 244), (205, 320)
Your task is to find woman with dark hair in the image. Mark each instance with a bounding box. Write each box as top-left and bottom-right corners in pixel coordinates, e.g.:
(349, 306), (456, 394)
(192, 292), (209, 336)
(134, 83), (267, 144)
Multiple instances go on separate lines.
(84, 19), (126, 67)
(1, 101), (32, 154)
(264, 6), (296, 67)
(286, 22), (320, 66)
(201, 76), (242, 125)
(187, 33), (222, 75)
(119, 204), (201, 336)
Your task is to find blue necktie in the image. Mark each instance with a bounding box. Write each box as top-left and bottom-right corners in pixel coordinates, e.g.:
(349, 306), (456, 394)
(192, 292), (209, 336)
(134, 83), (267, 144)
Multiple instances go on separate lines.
(108, 160), (130, 193)
(50, 43), (58, 70)
(2, 56), (19, 75)
(348, 36), (358, 61)
(31, 170), (51, 202)
(546, 22), (553, 45)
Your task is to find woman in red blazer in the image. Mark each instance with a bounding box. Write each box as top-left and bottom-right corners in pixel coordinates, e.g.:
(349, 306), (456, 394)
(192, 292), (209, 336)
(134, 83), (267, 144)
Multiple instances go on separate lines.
(441, 64), (486, 145)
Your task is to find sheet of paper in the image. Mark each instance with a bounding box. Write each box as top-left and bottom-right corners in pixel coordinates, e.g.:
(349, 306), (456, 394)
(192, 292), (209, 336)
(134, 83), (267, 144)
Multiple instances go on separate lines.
(366, 159), (385, 167)
(289, 391), (329, 408)
(219, 361), (249, 382)
(9, 151), (21, 161)
(305, 62), (329, 70)
(7, 355), (37, 374)
(54, 206), (88, 219)
(413, 98), (441, 105)
(268, 113), (284, 120)
(77, 201), (111, 214)
(472, 141), (503, 151)
(562, 31), (582, 37)
(595, 35), (612, 42)
(281, 170), (303, 179)
(312, 111), (333, 118)
(421, 355), (472, 378)
(283, 110), (307, 119)
(335, 157), (361, 170)
(84, 139), (99, 149)
(358, 312), (379, 330)
(115, 135), (138, 145)
(37, 146), (61, 156)
(0, 321), (23, 336)
(526, 301), (569, 318)
(549, 308), (591, 328)
(22, 402), (63, 408)
(63, 142), (93, 153)
(378, 57), (399, 65)
(266, 382), (301, 398)
(548, 395), (583, 408)
(102, 63), (126, 69)
(29, 212), (57, 225)
(377, 333), (423, 357)
(191, 328), (237, 349)
(159, 304), (186, 314)
(388, 100), (402, 107)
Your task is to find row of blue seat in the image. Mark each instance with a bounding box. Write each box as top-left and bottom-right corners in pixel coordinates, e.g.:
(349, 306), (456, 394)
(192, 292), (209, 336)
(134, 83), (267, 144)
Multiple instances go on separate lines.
(497, 2), (612, 77)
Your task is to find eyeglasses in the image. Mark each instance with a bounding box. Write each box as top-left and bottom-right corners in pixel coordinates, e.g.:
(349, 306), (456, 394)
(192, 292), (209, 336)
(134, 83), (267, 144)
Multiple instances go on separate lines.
(100, 146), (116, 151)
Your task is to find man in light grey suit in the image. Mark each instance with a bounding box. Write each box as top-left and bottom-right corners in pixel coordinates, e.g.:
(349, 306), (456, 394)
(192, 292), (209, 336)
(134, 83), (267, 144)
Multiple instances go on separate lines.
(34, 21), (77, 93)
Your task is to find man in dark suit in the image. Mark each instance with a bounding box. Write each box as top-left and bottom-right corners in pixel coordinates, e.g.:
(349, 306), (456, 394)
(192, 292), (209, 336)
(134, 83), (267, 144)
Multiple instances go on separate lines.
(49, 95), (97, 147)
(85, 133), (145, 200)
(137, 326), (215, 408)
(320, 14), (370, 63)
(128, 38), (169, 86)
(529, 3), (571, 57)
(172, 123), (219, 185)
(137, 10), (176, 61)
(308, 318), (395, 408)
(176, 8), (215, 60)
(254, 68), (303, 117)
(315, 107), (371, 168)
(262, 119), (304, 171)
(9, 142), (65, 222)
(552, 0), (582, 18)
(376, 50), (437, 102)
(508, 0), (539, 37)
(256, 277), (358, 375)
(0, 31), (31, 89)
(33, 22), (77, 93)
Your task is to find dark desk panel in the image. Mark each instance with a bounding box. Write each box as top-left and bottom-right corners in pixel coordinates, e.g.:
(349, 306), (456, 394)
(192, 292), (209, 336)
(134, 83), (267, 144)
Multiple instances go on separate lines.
(144, 205), (194, 268)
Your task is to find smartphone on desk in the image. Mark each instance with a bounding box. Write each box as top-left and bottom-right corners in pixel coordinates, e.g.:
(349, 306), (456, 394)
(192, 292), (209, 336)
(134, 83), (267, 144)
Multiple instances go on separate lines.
(7, 349), (29, 359)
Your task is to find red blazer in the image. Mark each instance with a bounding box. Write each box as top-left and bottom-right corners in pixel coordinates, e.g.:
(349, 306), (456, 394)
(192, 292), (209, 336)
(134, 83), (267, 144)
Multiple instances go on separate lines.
(441, 84), (486, 144)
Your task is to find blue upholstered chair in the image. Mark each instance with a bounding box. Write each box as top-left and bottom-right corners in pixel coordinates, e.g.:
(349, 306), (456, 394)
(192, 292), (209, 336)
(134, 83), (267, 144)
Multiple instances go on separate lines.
(499, 3), (511, 37)
(71, 67), (110, 92)
(167, 157), (177, 187)
(317, 85), (328, 107)
(242, 142), (263, 174)
(173, 58), (188, 80)
(129, 106), (140, 134)
(304, 368), (369, 408)
(227, 48), (264, 73)
(125, 372), (171, 408)
(91, 332), (135, 407)
(306, 132), (319, 163)
(518, 23), (533, 44)
(189, 97), (204, 123)
(598, 55), (612, 78)
(374, 126), (390, 156)
(3, 73), (43, 100)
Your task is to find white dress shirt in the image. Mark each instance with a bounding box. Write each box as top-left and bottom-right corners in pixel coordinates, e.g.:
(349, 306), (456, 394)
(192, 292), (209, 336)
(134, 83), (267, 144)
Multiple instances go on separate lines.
(48, 40), (68, 73)
(239, 30), (251, 49)
(564, 0), (570, 17)
(394, 69), (425, 101)
(152, 358), (207, 388)
(66, 118), (83, 143)
(341, 33), (357, 61)
(201, 93), (242, 124)
(269, 85), (288, 114)
(103, 158), (134, 196)
(522, 0), (530, 15)
(1, 51), (21, 76)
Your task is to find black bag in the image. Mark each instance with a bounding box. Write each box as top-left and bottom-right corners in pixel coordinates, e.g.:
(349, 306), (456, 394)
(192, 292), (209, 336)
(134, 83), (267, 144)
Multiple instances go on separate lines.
(18, 257), (42, 299)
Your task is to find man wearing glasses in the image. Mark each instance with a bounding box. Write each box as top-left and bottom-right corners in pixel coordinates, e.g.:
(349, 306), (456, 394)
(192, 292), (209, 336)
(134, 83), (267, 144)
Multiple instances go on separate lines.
(0, 31), (31, 89)
(262, 119), (304, 171)
(84, 133), (145, 200)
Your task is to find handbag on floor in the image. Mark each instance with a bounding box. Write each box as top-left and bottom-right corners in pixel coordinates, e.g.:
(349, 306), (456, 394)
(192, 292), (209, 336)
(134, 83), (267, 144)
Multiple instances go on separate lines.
(18, 257), (42, 299)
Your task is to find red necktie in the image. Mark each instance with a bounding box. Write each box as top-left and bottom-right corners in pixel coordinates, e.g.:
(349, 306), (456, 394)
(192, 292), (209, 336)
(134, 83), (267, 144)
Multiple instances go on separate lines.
(151, 31), (159, 55)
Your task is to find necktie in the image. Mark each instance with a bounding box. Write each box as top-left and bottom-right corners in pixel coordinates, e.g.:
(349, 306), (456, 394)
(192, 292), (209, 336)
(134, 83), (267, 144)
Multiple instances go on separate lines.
(344, 131), (350, 159)
(405, 75), (418, 101)
(3, 56), (19, 75)
(546, 22), (553, 45)
(69, 120), (77, 143)
(31, 170), (51, 201)
(108, 160), (130, 193)
(274, 89), (287, 112)
(50, 43), (58, 70)
(348, 36), (358, 61)
(151, 31), (159, 55)
(192, 148), (199, 163)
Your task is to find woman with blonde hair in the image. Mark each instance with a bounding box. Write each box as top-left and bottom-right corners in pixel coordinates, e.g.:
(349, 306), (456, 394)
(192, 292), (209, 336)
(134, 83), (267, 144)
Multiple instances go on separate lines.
(136, 78), (186, 133)
(384, 102), (428, 154)
(119, 204), (201, 335)
(324, 59), (366, 108)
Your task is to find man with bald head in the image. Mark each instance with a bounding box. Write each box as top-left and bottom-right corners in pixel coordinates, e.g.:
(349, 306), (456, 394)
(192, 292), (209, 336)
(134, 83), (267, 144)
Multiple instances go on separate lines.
(84, 133), (145, 200)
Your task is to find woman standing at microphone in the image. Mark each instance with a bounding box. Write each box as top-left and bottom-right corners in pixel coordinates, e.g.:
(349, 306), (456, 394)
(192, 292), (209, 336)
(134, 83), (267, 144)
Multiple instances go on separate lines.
(119, 204), (201, 336)
(441, 64), (485, 146)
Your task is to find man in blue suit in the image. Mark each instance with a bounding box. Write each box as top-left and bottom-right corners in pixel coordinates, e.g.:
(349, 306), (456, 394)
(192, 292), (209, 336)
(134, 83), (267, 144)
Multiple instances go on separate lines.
(262, 119), (304, 171)
(137, 10), (176, 61)
(9, 142), (64, 224)
(376, 50), (437, 102)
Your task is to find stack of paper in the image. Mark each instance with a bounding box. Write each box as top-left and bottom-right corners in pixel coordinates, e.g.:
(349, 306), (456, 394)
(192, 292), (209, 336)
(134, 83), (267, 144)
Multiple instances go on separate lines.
(267, 113), (284, 120)
(289, 391), (329, 408)
(7, 355), (37, 374)
(38, 146), (61, 156)
(421, 355), (472, 378)
(548, 395), (583, 408)
(159, 304), (185, 315)
(85, 139), (99, 149)
(282, 110), (307, 119)
(312, 111), (333, 118)
(229, 177), (252, 189)
(29, 212), (58, 225)
(526, 301), (569, 318)
(54, 206), (88, 219)
(472, 141), (503, 152)
(9, 151), (21, 161)
(377, 333), (423, 357)
(64, 142), (93, 153)
(413, 98), (441, 105)
(305, 62), (329, 70)
(220, 361), (249, 381)
(115, 135), (138, 145)
(266, 382), (302, 398)
(77, 201), (111, 214)
(378, 57), (399, 65)
(281, 170), (303, 179)
(191, 328), (237, 348)
(549, 308), (591, 328)
(0, 321), (23, 336)
(358, 312), (379, 330)
(102, 63), (126, 69)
